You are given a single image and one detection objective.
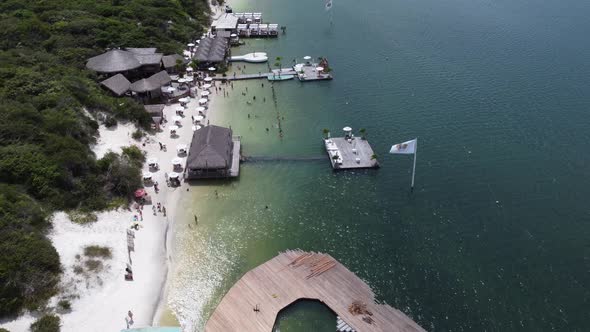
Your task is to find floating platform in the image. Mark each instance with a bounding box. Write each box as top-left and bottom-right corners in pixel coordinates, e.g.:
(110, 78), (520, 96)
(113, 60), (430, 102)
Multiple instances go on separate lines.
(294, 63), (333, 81)
(325, 137), (379, 169)
(204, 250), (425, 332)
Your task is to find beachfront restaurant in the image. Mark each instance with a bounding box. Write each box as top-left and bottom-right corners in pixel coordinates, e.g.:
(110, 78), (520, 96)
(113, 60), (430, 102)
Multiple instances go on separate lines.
(185, 125), (240, 179)
(192, 37), (230, 68)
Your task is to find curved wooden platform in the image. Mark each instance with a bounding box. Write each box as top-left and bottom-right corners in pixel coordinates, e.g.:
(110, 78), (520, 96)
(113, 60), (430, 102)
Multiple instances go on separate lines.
(205, 250), (426, 332)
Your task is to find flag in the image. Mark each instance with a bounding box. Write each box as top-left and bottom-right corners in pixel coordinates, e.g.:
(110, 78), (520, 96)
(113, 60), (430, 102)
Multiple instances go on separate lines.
(389, 139), (417, 154)
(325, 0), (333, 11)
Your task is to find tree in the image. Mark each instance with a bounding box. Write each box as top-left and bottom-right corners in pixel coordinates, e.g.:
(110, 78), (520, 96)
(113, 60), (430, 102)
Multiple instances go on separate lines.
(359, 128), (367, 140)
(322, 128), (330, 138)
(275, 56), (282, 71)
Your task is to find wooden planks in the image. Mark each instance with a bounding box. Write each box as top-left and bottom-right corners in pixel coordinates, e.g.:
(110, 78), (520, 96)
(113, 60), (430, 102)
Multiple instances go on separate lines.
(205, 251), (426, 332)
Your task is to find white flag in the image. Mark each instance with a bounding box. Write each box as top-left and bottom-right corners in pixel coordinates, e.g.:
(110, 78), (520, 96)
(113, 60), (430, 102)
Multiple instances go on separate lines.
(389, 139), (417, 154)
(325, 0), (333, 11)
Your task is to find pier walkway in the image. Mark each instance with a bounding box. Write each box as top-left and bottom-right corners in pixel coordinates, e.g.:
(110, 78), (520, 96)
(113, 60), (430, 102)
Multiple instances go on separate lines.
(213, 69), (297, 81)
(205, 250), (425, 332)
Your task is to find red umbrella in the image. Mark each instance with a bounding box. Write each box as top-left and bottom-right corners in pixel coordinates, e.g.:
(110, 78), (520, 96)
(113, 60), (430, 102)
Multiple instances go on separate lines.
(134, 188), (146, 198)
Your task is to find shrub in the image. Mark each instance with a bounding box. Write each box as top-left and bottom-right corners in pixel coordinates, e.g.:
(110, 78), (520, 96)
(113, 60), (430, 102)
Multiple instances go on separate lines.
(131, 129), (143, 140)
(84, 259), (103, 272)
(57, 299), (71, 311)
(83, 246), (112, 259)
(30, 314), (60, 332)
(103, 116), (117, 127)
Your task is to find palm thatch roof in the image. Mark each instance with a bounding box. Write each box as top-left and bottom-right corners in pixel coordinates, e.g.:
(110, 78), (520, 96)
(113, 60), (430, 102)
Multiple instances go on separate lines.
(162, 54), (187, 69)
(125, 47), (158, 54)
(187, 125), (233, 169)
(130, 70), (171, 93)
(144, 104), (165, 117)
(86, 50), (141, 73)
(135, 53), (163, 66)
(193, 37), (229, 63)
(100, 74), (131, 96)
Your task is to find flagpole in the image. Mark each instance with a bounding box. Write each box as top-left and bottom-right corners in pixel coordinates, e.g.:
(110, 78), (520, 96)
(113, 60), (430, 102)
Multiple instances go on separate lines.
(411, 138), (417, 190)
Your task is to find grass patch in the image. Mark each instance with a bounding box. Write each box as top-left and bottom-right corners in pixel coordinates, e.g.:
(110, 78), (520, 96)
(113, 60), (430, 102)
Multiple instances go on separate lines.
(84, 259), (103, 272)
(83, 245), (112, 259)
(58, 299), (71, 311)
(73, 265), (84, 274)
(67, 210), (98, 224)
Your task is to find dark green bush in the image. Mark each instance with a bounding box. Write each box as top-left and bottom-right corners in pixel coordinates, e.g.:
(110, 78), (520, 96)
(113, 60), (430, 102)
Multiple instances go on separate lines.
(30, 314), (60, 332)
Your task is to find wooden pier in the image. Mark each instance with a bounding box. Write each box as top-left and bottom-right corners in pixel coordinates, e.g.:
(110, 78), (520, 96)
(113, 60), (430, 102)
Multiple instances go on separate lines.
(325, 137), (379, 170)
(205, 250), (425, 332)
(214, 70), (297, 81)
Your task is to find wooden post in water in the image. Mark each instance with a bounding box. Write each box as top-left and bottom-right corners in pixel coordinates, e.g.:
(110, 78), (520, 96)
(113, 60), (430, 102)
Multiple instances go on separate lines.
(411, 138), (417, 191)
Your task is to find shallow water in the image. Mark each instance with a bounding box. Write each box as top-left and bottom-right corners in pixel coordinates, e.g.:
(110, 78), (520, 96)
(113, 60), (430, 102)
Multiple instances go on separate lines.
(163, 0), (590, 330)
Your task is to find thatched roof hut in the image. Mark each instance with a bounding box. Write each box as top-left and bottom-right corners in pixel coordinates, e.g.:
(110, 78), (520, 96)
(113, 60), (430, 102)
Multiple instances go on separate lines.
(86, 50), (141, 73)
(186, 125), (234, 178)
(100, 74), (131, 96)
(193, 37), (229, 63)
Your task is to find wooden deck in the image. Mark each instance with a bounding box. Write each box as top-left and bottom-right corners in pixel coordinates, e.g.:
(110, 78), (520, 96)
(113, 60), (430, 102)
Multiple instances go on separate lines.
(216, 69), (297, 81)
(326, 137), (380, 170)
(205, 251), (425, 332)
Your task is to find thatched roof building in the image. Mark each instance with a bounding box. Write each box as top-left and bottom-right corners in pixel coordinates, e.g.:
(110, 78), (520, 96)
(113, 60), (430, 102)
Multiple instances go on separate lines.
(100, 74), (131, 96)
(130, 70), (171, 93)
(186, 125), (234, 179)
(86, 50), (141, 74)
(162, 54), (187, 71)
(193, 37), (229, 64)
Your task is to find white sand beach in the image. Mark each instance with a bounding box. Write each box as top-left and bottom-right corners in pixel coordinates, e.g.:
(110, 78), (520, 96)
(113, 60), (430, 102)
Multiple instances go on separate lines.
(0, 76), (227, 331)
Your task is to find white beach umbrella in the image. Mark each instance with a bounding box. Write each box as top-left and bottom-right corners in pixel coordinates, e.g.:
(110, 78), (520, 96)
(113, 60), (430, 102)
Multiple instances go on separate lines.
(166, 86), (176, 93)
(178, 97), (190, 104)
(173, 115), (183, 123)
(169, 125), (179, 132)
(316, 66), (324, 72)
(186, 67), (193, 72)
(200, 91), (210, 97)
(185, 77), (194, 83)
(187, 43), (195, 47)
(203, 77), (213, 82)
(343, 126), (352, 132)
(142, 172), (152, 179)
(195, 115), (204, 122)
(230, 33), (237, 38)
(198, 98), (208, 105)
(175, 106), (184, 112)
(147, 158), (158, 166)
(168, 172), (180, 179)
(208, 67), (216, 71)
(202, 84), (212, 90)
(178, 78), (187, 84)
(303, 56), (312, 60)
(196, 106), (206, 113)
(172, 157), (183, 166)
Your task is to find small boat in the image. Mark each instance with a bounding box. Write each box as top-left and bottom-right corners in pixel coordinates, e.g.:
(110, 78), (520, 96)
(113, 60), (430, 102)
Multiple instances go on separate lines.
(267, 74), (294, 81)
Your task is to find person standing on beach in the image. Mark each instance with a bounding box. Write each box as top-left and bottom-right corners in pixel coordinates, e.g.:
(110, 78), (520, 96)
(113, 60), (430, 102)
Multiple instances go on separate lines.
(162, 206), (167, 217)
(194, 215), (198, 225)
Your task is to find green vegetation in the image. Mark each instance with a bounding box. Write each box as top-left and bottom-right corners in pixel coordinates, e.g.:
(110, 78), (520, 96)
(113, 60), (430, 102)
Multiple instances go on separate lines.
(0, 0), (209, 317)
(57, 299), (71, 311)
(83, 245), (112, 259)
(30, 314), (60, 332)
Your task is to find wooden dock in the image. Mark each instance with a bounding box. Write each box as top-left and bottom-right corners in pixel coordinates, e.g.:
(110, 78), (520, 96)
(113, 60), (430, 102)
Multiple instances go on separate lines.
(216, 69), (297, 81)
(325, 137), (379, 170)
(205, 250), (425, 332)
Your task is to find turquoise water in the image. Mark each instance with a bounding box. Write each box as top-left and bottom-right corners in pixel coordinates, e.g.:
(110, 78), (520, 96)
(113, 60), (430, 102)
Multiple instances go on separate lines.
(165, 0), (590, 330)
